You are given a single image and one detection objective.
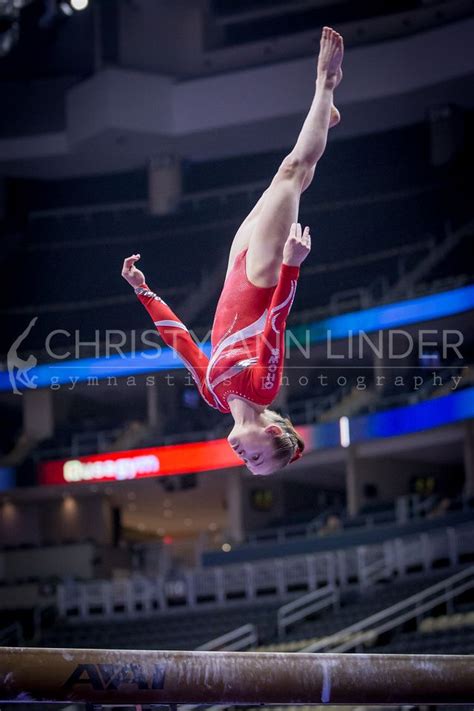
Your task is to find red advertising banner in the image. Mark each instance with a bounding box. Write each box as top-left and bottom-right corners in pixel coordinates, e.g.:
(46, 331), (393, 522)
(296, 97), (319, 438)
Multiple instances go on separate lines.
(38, 438), (242, 486)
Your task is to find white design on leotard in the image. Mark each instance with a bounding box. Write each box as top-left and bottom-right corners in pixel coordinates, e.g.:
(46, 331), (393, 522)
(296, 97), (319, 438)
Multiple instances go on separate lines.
(154, 319), (189, 332)
(206, 311), (267, 409)
(209, 357), (258, 393)
(270, 280), (296, 334)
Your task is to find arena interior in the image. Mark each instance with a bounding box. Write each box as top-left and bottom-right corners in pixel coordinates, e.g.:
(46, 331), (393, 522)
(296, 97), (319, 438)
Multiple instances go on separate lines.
(0, 0), (474, 708)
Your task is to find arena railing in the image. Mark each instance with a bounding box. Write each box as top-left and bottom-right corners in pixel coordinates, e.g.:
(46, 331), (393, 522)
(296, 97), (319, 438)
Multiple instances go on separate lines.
(208, 498), (470, 571)
(56, 522), (474, 621)
(303, 564), (474, 654)
(277, 584), (339, 638)
(197, 622), (258, 652)
(240, 493), (460, 547)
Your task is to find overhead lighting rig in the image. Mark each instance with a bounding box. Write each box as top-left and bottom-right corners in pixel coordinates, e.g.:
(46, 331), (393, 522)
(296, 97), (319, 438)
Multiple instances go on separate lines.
(0, 0), (90, 57)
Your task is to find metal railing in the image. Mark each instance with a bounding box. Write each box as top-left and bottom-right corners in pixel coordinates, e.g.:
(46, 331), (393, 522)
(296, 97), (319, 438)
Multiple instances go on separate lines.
(56, 522), (474, 621)
(243, 495), (474, 549)
(357, 541), (396, 590)
(303, 564), (474, 653)
(386, 218), (474, 301)
(277, 584), (339, 638)
(245, 508), (336, 545)
(197, 623), (257, 652)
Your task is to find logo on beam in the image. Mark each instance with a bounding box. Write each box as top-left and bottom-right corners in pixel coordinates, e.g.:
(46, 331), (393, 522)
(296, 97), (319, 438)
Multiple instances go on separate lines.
(62, 663), (166, 691)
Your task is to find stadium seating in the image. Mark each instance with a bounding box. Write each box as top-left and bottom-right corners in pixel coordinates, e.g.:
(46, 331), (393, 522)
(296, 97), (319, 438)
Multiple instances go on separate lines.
(3, 118), (470, 352)
(40, 567), (474, 655)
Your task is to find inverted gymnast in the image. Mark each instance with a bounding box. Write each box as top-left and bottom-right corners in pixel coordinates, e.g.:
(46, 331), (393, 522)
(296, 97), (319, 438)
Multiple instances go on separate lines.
(122, 27), (344, 475)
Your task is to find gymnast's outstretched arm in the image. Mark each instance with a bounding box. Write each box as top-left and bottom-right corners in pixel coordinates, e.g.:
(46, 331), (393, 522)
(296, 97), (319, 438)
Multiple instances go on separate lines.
(121, 255), (214, 407)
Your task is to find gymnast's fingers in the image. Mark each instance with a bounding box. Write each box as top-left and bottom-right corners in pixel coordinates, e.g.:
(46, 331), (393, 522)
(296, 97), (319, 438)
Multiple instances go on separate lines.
(122, 254), (141, 272)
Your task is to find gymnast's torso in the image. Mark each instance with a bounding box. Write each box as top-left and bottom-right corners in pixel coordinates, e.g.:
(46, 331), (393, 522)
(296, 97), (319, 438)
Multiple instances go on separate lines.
(136, 250), (299, 413)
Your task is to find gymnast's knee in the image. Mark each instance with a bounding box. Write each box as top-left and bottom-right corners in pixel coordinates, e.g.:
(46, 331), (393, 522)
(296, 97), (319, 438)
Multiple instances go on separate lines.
(276, 154), (313, 190)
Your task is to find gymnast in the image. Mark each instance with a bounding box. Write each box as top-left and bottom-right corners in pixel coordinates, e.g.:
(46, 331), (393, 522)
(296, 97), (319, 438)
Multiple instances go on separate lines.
(122, 27), (344, 475)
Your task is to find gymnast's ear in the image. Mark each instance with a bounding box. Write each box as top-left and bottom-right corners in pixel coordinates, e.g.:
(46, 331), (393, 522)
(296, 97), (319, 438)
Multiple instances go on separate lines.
(265, 424), (284, 437)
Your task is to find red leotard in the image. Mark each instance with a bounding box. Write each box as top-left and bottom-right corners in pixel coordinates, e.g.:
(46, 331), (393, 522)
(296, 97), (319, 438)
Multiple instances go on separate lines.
(135, 250), (299, 413)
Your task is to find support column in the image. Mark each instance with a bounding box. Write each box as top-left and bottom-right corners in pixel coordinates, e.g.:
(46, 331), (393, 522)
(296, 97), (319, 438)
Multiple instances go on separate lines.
(463, 420), (474, 499)
(345, 445), (360, 517)
(225, 470), (245, 544)
(146, 382), (161, 430)
(22, 389), (53, 440)
(149, 375), (177, 435)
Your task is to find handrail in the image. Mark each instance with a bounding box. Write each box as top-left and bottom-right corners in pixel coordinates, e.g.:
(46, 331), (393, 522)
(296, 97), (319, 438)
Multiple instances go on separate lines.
(245, 509), (333, 545)
(329, 577), (474, 654)
(277, 585), (339, 638)
(357, 542), (395, 590)
(385, 217), (474, 301)
(197, 623), (257, 652)
(303, 565), (474, 653)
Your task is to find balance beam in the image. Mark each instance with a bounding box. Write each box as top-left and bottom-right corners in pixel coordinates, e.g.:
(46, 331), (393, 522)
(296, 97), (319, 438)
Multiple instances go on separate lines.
(0, 647), (473, 705)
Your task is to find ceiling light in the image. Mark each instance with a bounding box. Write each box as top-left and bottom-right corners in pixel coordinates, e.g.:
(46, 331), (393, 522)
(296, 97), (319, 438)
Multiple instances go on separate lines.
(0, 19), (18, 58)
(59, 2), (73, 16)
(70, 0), (88, 10)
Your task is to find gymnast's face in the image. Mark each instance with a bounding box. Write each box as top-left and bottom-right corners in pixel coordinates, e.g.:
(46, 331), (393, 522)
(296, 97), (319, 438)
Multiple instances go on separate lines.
(227, 421), (284, 476)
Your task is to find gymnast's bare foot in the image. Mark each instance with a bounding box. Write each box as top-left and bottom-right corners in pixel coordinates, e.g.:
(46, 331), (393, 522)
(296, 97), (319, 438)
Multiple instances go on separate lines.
(318, 26), (344, 90)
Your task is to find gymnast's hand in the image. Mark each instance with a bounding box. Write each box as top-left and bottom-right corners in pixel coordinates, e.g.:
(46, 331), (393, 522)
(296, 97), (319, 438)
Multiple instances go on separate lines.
(122, 254), (146, 288)
(283, 223), (311, 267)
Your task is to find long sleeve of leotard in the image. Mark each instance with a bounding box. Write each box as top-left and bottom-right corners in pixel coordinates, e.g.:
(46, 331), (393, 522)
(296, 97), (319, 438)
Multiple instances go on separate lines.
(135, 284), (214, 407)
(250, 263), (300, 399)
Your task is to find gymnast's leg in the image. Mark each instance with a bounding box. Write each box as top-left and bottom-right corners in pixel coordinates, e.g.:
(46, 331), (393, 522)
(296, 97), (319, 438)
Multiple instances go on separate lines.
(243, 26), (343, 287)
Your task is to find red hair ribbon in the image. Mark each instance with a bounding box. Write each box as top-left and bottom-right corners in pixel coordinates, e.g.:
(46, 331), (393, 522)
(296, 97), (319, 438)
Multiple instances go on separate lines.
(290, 447), (303, 463)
